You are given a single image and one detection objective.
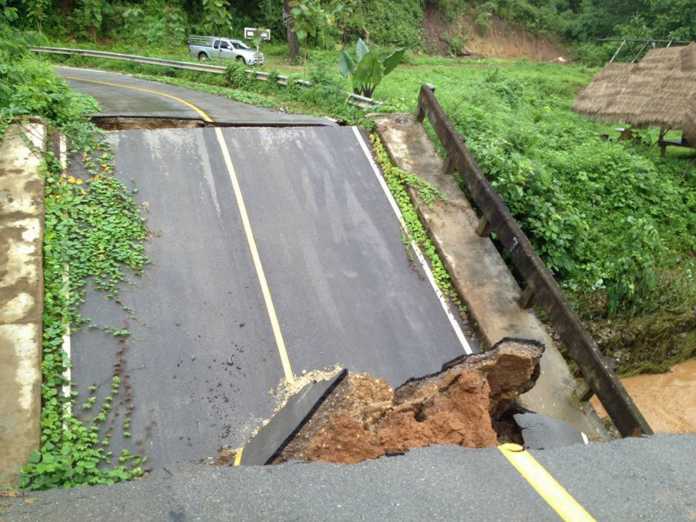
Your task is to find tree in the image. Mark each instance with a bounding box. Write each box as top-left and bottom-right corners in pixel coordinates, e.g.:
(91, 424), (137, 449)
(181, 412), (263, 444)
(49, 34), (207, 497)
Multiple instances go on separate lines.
(288, 0), (343, 62)
(283, 0), (300, 63)
(0, 0), (18, 24)
(201, 0), (232, 35)
(25, 0), (51, 31)
(77, 0), (104, 41)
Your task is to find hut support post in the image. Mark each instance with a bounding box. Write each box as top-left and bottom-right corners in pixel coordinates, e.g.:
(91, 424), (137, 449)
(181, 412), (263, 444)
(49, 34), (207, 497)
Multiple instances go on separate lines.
(610, 40), (626, 63)
(659, 128), (667, 157)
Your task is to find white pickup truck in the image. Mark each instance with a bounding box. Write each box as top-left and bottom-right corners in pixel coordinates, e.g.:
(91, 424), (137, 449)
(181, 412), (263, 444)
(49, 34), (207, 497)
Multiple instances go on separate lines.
(188, 35), (264, 65)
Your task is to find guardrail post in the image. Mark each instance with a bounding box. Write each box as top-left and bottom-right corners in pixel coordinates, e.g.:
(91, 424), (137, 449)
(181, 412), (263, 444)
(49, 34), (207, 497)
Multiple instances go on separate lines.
(416, 100), (426, 123)
(442, 155), (456, 175)
(416, 84), (436, 123)
(475, 216), (491, 238)
(577, 381), (595, 402)
(518, 284), (535, 309)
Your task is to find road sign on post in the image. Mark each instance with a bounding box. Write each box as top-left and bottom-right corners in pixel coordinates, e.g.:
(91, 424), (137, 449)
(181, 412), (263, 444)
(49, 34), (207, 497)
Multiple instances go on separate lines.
(244, 27), (271, 41)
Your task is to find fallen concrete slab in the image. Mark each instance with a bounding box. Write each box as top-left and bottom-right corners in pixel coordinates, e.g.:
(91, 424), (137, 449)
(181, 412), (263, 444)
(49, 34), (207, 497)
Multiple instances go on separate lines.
(0, 123), (46, 488)
(515, 412), (586, 450)
(241, 369), (347, 465)
(373, 114), (604, 439)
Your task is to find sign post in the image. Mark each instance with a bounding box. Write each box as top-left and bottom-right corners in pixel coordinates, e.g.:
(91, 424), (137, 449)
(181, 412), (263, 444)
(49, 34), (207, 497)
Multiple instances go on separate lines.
(244, 27), (271, 41)
(244, 27), (271, 63)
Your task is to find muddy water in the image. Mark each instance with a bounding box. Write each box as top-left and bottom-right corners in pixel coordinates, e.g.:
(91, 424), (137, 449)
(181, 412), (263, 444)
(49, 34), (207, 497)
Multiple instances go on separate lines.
(592, 359), (696, 433)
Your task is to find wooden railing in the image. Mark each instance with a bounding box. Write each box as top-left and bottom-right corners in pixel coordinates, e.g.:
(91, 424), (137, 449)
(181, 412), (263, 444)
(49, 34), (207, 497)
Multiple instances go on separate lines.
(416, 84), (652, 437)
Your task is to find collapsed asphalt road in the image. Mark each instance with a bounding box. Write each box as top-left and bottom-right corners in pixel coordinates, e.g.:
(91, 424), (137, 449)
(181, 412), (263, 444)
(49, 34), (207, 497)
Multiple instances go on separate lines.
(63, 71), (476, 470)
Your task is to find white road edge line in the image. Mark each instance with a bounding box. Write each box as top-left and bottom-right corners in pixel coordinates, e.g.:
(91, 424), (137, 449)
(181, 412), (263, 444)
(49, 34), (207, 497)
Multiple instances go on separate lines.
(214, 127), (295, 383)
(59, 135), (72, 420)
(351, 127), (473, 355)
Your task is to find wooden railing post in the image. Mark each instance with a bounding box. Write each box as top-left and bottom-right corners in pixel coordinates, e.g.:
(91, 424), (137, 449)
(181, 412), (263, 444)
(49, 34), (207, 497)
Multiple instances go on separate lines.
(417, 84), (436, 123)
(475, 216), (491, 238)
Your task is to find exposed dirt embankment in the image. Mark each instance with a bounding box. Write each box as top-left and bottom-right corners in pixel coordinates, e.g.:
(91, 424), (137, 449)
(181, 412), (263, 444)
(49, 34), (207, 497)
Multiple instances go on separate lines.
(278, 340), (543, 464)
(424, 5), (567, 61)
(587, 310), (696, 375)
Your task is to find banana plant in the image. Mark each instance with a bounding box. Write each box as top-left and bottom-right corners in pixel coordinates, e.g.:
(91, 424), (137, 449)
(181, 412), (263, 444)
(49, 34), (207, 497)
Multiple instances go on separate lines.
(339, 38), (405, 98)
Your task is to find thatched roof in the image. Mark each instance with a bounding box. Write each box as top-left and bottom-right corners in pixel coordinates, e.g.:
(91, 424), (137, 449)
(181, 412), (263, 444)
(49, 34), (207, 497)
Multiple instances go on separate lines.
(573, 43), (696, 138)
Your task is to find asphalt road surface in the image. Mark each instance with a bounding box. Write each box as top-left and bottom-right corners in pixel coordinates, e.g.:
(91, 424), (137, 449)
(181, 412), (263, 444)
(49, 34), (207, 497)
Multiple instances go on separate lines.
(56, 66), (333, 125)
(69, 122), (474, 470)
(5, 434), (696, 521)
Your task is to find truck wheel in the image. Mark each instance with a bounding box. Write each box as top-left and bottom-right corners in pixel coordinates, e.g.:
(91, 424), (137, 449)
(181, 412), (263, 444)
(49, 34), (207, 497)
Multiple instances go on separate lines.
(198, 53), (208, 62)
(236, 56), (247, 65)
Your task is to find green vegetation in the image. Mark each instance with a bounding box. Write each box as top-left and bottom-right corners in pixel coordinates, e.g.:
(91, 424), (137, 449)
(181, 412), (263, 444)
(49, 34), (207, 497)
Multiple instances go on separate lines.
(339, 38), (404, 97)
(5, 0), (696, 61)
(1, 27), (148, 490)
(1, 0), (423, 49)
(428, 1), (696, 56)
(0, 29), (92, 136)
(371, 134), (458, 304)
(426, 65), (695, 317)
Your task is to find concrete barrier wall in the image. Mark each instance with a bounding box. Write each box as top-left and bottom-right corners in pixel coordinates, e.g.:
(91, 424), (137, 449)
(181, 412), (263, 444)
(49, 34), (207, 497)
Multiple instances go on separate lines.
(0, 123), (45, 488)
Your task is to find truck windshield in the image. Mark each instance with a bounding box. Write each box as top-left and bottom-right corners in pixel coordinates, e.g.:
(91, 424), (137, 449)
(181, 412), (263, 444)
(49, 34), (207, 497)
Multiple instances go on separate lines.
(233, 42), (250, 50)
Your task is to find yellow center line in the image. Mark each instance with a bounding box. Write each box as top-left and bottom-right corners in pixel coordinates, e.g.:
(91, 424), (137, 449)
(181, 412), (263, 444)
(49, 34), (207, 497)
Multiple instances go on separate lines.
(214, 126), (295, 385)
(62, 75), (214, 122)
(65, 73), (295, 385)
(233, 447), (244, 466)
(499, 444), (596, 522)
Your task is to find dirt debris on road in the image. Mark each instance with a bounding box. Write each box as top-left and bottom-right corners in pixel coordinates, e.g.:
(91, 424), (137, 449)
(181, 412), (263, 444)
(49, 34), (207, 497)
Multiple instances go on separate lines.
(277, 339), (543, 464)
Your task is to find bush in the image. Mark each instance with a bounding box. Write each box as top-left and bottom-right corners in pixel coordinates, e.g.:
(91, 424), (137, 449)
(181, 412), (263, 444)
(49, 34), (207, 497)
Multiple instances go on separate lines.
(0, 26), (97, 136)
(113, 0), (188, 47)
(572, 42), (614, 66)
(432, 0), (469, 22)
(223, 60), (251, 89)
(445, 33), (468, 56)
(335, 0), (423, 47)
(474, 10), (492, 35)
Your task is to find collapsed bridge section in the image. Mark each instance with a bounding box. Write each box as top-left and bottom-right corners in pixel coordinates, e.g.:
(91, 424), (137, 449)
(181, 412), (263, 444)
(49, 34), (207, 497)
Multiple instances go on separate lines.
(69, 124), (475, 471)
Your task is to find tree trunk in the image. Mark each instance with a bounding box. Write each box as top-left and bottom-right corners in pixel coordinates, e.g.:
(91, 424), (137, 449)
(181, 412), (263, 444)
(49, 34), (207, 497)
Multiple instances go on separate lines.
(284, 0), (300, 64)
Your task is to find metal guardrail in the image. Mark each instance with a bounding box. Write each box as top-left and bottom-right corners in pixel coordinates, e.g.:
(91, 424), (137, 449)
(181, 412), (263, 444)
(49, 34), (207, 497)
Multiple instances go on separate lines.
(30, 46), (381, 109)
(416, 84), (652, 438)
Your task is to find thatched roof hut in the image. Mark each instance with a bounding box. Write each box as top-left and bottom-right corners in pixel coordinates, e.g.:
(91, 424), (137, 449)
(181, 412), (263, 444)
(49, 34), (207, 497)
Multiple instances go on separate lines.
(574, 43), (696, 143)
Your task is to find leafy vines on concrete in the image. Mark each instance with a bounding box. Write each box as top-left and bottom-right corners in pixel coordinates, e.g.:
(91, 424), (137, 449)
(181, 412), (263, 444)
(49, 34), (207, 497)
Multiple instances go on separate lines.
(370, 133), (460, 306)
(20, 129), (148, 490)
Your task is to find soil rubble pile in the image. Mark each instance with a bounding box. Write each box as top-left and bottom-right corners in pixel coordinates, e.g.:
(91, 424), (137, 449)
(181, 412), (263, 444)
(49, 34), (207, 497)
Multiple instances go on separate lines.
(278, 339), (543, 464)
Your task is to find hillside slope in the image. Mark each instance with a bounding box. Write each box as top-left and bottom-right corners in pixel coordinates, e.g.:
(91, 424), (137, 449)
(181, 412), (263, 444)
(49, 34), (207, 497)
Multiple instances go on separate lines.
(424, 4), (567, 61)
